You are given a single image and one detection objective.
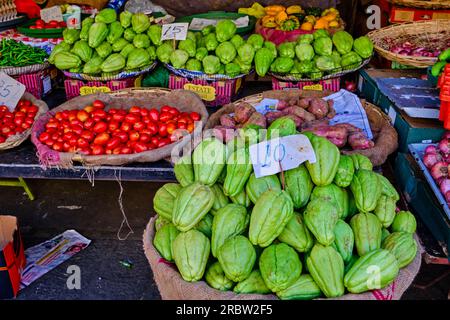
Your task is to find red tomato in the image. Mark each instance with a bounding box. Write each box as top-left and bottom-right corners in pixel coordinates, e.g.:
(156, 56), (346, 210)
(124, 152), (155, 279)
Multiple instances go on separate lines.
(133, 122), (145, 132)
(140, 128), (153, 136)
(190, 112), (201, 121)
(115, 131), (129, 143)
(177, 122), (187, 130)
(14, 117), (24, 126)
(133, 142), (147, 153)
(48, 20), (59, 28)
(148, 108), (159, 122)
(109, 108), (118, 114)
(77, 110), (89, 122)
(29, 25), (37, 29)
(125, 114), (139, 124)
(93, 132), (110, 146)
(91, 145), (105, 155)
(59, 21), (67, 28)
(146, 121), (158, 136)
(129, 131), (140, 142)
(45, 122), (59, 130)
(71, 124), (83, 136)
(139, 133), (151, 143)
(35, 19), (45, 28)
(112, 147), (122, 155)
(3, 111), (13, 120)
(77, 138), (89, 149)
(161, 106), (172, 113)
(63, 142), (71, 152)
(70, 119), (83, 127)
(150, 136), (160, 146)
(27, 112), (37, 119)
(24, 118), (34, 126)
(120, 147), (132, 154)
(68, 110), (78, 121)
(108, 121), (120, 132)
(21, 122), (31, 130)
(157, 138), (171, 148)
(140, 108), (148, 117)
(187, 123), (194, 133)
(92, 100), (105, 109)
(27, 105), (38, 113)
(92, 109), (107, 119)
(168, 107), (180, 116)
(106, 137), (121, 150)
(129, 106), (141, 115)
(159, 112), (172, 123)
(0, 105), (7, 112)
(112, 113), (125, 122)
(63, 132), (76, 141)
(45, 139), (55, 146)
(39, 132), (50, 142)
(15, 111), (25, 118)
(52, 142), (63, 152)
(84, 106), (95, 113)
(84, 118), (95, 129)
(81, 130), (94, 142)
(166, 122), (177, 135)
(158, 123), (168, 137)
(120, 122), (131, 132)
(93, 121), (107, 133)
(78, 148), (90, 155)
(61, 110), (70, 120)
(0, 136), (5, 143)
(141, 116), (151, 125)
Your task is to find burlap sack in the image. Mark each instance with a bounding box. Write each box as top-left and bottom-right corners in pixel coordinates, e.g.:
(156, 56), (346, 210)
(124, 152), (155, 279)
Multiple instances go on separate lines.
(205, 90), (398, 167)
(0, 92), (48, 151)
(30, 88), (208, 168)
(143, 216), (422, 300)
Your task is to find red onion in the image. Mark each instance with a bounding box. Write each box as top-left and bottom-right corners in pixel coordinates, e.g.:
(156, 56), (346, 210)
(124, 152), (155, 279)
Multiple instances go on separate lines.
(444, 153), (450, 164)
(445, 191), (450, 204)
(439, 139), (450, 154)
(423, 152), (442, 169)
(345, 81), (356, 92)
(425, 145), (438, 154)
(431, 161), (448, 181)
(440, 178), (450, 196)
(442, 132), (450, 140)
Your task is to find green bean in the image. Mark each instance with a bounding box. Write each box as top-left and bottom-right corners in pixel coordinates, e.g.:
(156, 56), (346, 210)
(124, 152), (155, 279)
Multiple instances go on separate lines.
(0, 39), (49, 67)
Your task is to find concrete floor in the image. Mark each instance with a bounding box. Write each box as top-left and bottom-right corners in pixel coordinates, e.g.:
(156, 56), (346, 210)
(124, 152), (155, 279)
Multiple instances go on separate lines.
(1, 178), (449, 300)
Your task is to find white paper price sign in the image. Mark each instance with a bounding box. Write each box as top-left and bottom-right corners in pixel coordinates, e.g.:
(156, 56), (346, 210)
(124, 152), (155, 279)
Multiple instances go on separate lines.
(161, 23), (189, 41)
(0, 73), (26, 112)
(249, 134), (316, 178)
(40, 6), (63, 23)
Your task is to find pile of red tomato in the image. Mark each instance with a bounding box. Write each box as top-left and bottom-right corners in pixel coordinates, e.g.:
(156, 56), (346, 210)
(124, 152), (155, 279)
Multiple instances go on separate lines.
(38, 100), (201, 155)
(0, 100), (39, 144)
(29, 19), (66, 29)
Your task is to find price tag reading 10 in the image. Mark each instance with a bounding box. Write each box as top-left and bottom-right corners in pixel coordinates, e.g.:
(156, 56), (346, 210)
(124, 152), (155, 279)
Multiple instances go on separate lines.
(161, 23), (189, 41)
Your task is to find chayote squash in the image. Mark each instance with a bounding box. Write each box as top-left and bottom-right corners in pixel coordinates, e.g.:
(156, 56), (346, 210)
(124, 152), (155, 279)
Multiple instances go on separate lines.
(153, 183), (182, 220)
(205, 33), (219, 51)
(63, 28), (80, 45)
(350, 212), (382, 256)
(305, 134), (340, 186)
(156, 42), (174, 64)
(377, 173), (400, 201)
(333, 155), (355, 188)
(247, 34), (264, 51)
(225, 62), (240, 77)
(249, 190), (294, 247)
(264, 41), (278, 59)
(107, 21), (124, 44)
(146, 46), (156, 60)
(124, 28), (136, 42)
(205, 261), (234, 291)
(211, 204), (249, 257)
(295, 43), (315, 62)
(203, 55), (221, 74)
(80, 17), (94, 41)
(71, 40), (92, 63)
(120, 43), (135, 58)
(278, 42), (295, 59)
(216, 19), (236, 43)
(353, 36), (373, 59)
(95, 8), (117, 24)
(306, 244), (345, 298)
(174, 155), (194, 187)
(341, 51), (362, 70)
(391, 211), (417, 234)
(112, 38), (130, 52)
(210, 184), (229, 215)
(133, 34), (150, 49)
(195, 213), (214, 238)
(277, 274), (322, 300)
(230, 34), (245, 49)
(88, 22), (108, 48)
(259, 243), (302, 292)
(304, 198), (339, 246)
(254, 47), (275, 77)
(120, 10), (132, 28)
(48, 41), (71, 64)
(374, 195), (396, 228)
(233, 269), (271, 294)
(331, 220), (354, 264)
(193, 138), (227, 186)
(195, 47), (208, 61)
(381, 228), (391, 242)
(271, 57), (294, 73)
(131, 13), (150, 33)
(230, 189), (251, 208)
(82, 54), (103, 74)
(311, 184), (349, 219)
(347, 191), (358, 218)
(278, 213), (313, 253)
(350, 153), (373, 171)
(267, 116), (297, 139)
(155, 215), (171, 231)
(382, 232), (417, 268)
(246, 173), (282, 204)
(153, 224), (180, 262)
(315, 55), (335, 72)
(350, 169), (382, 213)
(54, 52), (82, 70)
(283, 165), (313, 209)
(179, 39), (197, 58)
(172, 229), (210, 282)
(101, 53), (126, 73)
(172, 182), (214, 232)
(236, 43), (254, 64)
(344, 254), (359, 274)
(223, 148), (252, 197)
(127, 48), (150, 69)
(332, 31), (354, 55)
(313, 37), (332, 56)
(147, 24), (162, 46)
(344, 249), (399, 293)
(218, 235), (256, 282)
(95, 41), (112, 59)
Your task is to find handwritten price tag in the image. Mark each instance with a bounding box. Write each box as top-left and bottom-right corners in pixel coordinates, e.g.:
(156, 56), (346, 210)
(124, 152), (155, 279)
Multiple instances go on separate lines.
(249, 134), (316, 178)
(161, 23), (189, 41)
(40, 6), (63, 23)
(0, 73), (26, 112)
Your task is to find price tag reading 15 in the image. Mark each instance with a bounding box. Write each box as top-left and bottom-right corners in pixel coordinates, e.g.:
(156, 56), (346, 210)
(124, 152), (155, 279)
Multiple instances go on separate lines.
(161, 23), (189, 41)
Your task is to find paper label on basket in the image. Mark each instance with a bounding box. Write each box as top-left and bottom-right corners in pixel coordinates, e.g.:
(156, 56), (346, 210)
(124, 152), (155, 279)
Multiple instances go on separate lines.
(249, 134), (316, 178)
(184, 83), (216, 101)
(161, 23), (189, 41)
(0, 72), (26, 112)
(40, 6), (63, 23)
(303, 84), (323, 91)
(254, 98), (279, 115)
(80, 86), (111, 95)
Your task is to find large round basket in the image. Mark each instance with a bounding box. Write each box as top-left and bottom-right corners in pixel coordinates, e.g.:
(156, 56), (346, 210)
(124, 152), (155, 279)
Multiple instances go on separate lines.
(387, 0), (450, 9)
(30, 87), (208, 168)
(367, 20), (450, 68)
(62, 62), (158, 81)
(205, 90), (398, 167)
(0, 92), (48, 151)
(0, 62), (51, 77)
(143, 215), (422, 300)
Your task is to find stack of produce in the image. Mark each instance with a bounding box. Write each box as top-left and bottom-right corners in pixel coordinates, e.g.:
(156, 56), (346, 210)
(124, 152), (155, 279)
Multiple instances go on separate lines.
(431, 48), (450, 78)
(255, 29), (374, 78)
(0, 39), (48, 67)
(28, 19), (66, 30)
(214, 97), (374, 151)
(152, 133), (418, 299)
(422, 132), (450, 204)
(49, 9), (157, 76)
(0, 100), (39, 144)
(240, 4), (342, 32)
(37, 99), (201, 155)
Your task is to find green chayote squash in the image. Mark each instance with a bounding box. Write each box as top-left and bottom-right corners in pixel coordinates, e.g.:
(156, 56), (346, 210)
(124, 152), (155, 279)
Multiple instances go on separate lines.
(80, 17), (94, 41)
(278, 42), (295, 59)
(353, 36), (373, 59)
(344, 254), (359, 274)
(277, 274), (322, 300)
(313, 37), (332, 56)
(332, 31), (354, 55)
(120, 43), (135, 58)
(223, 148), (253, 197)
(236, 43), (254, 64)
(203, 55), (221, 74)
(211, 204), (249, 257)
(304, 198), (339, 246)
(295, 43), (315, 62)
(195, 47), (208, 61)
(54, 51), (81, 70)
(350, 169), (382, 213)
(341, 51), (362, 70)
(311, 184), (349, 219)
(350, 212), (382, 256)
(218, 236), (256, 282)
(205, 33), (219, 51)
(205, 261), (234, 291)
(249, 190), (293, 247)
(172, 230), (210, 282)
(63, 28), (80, 45)
(120, 10), (132, 28)
(133, 34), (150, 49)
(210, 184), (229, 215)
(382, 232), (417, 268)
(271, 57), (294, 73)
(230, 34), (245, 49)
(111, 38), (129, 52)
(247, 34), (264, 50)
(216, 19), (236, 43)
(71, 40), (92, 63)
(155, 215), (171, 231)
(313, 29), (329, 40)
(48, 41), (71, 64)
(88, 22), (108, 48)
(174, 155), (194, 187)
(179, 39), (197, 58)
(381, 228), (391, 242)
(333, 155), (355, 188)
(278, 213), (313, 253)
(82, 54), (103, 74)
(267, 116), (297, 139)
(350, 153), (373, 171)
(377, 173), (400, 201)
(95, 41), (112, 59)
(153, 224), (180, 261)
(127, 48), (150, 69)
(374, 195), (396, 228)
(297, 34), (314, 44)
(95, 8), (116, 24)
(193, 138), (227, 186)
(306, 244), (344, 298)
(229, 189), (251, 208)
(131, 13), (150, 33)
(101, 53), (125, 73)
(233, 269), (271, 294)
(283, 165), (313, 209)
(156, 42), (174, 63)
(107, 21), (124, 44)
(305, 134), (340, 186)
(124, 28), (136, 42)
(259, 243), (302, 292)
(195, 213), (214, 238)
(254, 47), (275, 77)
(344, 249), (399, 293)
(331, 220), (354, 264)
(225, 62), (241, 77)
(147, 24), (162, 46)
(153, 183), (182, 220)
(146, 46), (156, 60)
(391, 211), (417, 234)
(246, 173), (282, 204)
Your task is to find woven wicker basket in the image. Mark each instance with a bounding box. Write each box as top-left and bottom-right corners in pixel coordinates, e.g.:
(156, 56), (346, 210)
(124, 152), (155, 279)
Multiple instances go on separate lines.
(0, 62), (51, 77)
(388, 0), (450, 9)
(368, 20), (450, 68)
(206, 90), (398, 166)
(0, 92), (49, 151)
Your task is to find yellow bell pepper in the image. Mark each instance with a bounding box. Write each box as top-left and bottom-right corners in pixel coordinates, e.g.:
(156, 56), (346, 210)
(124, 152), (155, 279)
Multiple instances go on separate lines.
(275, 10), (288, 25)
(265, 5), (286, 16)
(262, 15), (277, 28)
(286, 5), (303, 15)
(329, 20), (340, 28)
(314, 18), (329, 29)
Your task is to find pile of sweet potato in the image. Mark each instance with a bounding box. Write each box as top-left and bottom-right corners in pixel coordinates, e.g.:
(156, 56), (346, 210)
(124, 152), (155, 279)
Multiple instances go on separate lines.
(213, 97), (374, 151)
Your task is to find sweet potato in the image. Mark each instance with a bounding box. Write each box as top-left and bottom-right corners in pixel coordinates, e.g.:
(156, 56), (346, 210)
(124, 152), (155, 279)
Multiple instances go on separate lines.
(326, 100), (336, 119)
(307, 98), (329, 119)
(348, 132), (375, 150)
(298, 97), (313, 109)
(212, 126), (236, 143)
(282, 106), (316, 122)
(333, 123), (362, 134)
(300, 118), (330, 131)
(276, 100), (289, 110)
(220, 114), (237, 128)
(306, 125), (348, 148)
(265, 111), (285, 124)
(283, 114), (303, 129)
(234, 102), (256, 124)
(244, 112), (267, 128)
